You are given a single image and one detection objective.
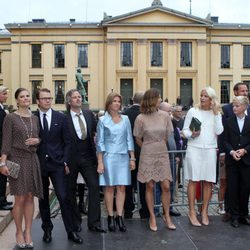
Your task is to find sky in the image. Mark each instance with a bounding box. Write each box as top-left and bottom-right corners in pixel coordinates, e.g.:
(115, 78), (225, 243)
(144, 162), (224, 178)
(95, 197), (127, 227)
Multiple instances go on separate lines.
(1, 0), (250, 29)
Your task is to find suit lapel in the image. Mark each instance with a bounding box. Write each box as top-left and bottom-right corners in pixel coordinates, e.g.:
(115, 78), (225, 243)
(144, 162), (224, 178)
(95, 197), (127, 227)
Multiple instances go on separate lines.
(67, 112), (78, 141)
(242, 116), (250, 134)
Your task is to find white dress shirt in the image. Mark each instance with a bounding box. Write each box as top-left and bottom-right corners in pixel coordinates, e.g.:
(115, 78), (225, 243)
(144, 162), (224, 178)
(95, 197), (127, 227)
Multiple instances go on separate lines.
(39, 108), (52, 130)
(70, 110), (88, 139)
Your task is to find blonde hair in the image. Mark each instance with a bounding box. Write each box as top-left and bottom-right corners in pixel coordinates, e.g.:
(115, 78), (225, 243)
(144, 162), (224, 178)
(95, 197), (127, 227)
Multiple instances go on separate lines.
(232, 96), (249, 107)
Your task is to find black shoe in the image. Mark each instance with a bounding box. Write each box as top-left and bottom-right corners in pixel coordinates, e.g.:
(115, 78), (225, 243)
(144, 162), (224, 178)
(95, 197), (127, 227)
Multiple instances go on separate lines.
(107, 216), (116, 232)
(115, 216), (127, 232)
(88, 225), (107, 233)
(170, 209), (181, 217)
(42, 229), (52, 243)
(239, 217), (250, 226)
(0, 203), (13, 210)
(222, 213), (231, 222)
(3, 200), (13, 206)
(231, 219), (239, 228)
(75, 225), (82, 232)
(68, 232), (83, 244)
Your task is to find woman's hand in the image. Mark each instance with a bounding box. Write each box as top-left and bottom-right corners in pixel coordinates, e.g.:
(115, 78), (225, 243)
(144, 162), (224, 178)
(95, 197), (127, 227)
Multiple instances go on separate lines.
(25, 138), (40, 146)
(0, 166), (9, 176)
(97, 162), (105, 174)
(130, 160), (136, 171)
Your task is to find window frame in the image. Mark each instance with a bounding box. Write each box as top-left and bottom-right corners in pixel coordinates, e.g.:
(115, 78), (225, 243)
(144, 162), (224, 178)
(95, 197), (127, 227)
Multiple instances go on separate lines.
(150, 42), (163, 67)
(78, 44), (88, 68)
(121, 41), (133, 67)
(243, 45), (250, 68)
(220, 80), (230, 104)
(221, 45), (230, 69)
(54, 80), (65, 104)
(54, 44), (65, 68)
(31, 44), (42, 68)
(180, 42), (192, 67)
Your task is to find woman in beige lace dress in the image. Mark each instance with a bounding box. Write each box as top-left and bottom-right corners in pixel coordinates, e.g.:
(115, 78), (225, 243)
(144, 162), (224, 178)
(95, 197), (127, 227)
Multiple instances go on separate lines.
(134, 88), (176, 231)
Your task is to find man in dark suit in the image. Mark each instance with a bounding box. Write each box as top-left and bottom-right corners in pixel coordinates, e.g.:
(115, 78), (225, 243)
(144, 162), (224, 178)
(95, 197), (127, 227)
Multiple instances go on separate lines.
(0, 86), (13, 211)
(219, 82), (249, 222)
(123, 92), (149, 219)
(223, 96), (250, 228)
(36, 88), (83, 244)
(65, 89), (105, 233)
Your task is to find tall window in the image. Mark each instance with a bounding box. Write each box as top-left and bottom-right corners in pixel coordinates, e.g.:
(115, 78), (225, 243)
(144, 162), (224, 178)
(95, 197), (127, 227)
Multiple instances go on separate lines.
(150, 42), (163, 67)
(121, 42), (133, 67)
(180, 42), (192, 67)
(78, 44), (88, 68)
(221, 45), (230, 68)
(31, 80), (41, 104)
(243, 45), (250, 68)
(221, 80), (230, 104)
(55, 80), (65, 104)
(32, 44), (42, 68)
(54, 44), (65, 68)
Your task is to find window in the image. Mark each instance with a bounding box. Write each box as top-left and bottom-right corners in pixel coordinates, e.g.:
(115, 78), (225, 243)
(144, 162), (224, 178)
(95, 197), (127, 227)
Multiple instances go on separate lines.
(121, 42), (133, 67)
(243, 45), (250, 68)
(54, 44), (65, 68)
(31, 81), (41, 104)
(32, 44), (42, 68)
(78, 44), (88, 68)
(150, 42), (163, 67)
(221, 45), (230, 68)
(180, 42), (192, 67)
(55, 80), (65, 104)
(221, 80), (230, 104)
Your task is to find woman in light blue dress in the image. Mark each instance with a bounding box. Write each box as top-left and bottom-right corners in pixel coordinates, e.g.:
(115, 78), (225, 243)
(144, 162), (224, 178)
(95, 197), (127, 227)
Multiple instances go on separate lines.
(96, 92), (135, 232)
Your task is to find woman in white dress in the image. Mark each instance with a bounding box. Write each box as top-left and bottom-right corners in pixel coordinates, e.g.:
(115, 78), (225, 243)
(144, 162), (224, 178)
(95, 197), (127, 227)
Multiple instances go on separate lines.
(183, 87), (223, 226)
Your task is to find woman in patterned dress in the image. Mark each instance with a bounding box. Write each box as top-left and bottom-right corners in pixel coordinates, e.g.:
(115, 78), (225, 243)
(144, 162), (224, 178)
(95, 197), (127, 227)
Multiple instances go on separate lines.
(134, 88), (176, 232)
(0, 88), (43, 248)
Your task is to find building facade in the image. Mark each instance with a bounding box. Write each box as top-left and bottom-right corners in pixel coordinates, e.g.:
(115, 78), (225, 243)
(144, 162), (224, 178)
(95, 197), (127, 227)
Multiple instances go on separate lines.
(1, 0), (250, 110)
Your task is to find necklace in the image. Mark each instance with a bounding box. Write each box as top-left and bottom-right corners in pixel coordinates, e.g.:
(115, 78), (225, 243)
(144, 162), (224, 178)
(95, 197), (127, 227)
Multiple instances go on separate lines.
(17, 111), (33, 139)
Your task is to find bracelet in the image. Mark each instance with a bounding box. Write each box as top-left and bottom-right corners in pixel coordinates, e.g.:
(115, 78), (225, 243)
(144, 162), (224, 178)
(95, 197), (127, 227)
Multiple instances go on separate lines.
(130, 158), (136, 161)
(0, 162), (6, 167)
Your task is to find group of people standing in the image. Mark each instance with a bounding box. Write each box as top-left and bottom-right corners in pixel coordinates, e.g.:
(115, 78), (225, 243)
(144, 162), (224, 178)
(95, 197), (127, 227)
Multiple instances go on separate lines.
(0, 82), (249, 248)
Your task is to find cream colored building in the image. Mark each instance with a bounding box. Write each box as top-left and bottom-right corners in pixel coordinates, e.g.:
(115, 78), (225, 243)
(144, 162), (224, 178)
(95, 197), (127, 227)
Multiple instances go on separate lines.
(1, 0), (250, 110)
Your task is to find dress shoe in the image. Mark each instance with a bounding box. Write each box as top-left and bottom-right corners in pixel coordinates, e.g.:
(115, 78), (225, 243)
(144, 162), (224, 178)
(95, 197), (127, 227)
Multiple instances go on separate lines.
(88, 225), (107, 233)
(16, 242), (26, 249)
(239, 217), (250, 226)
(0, 203), (13, 210)
(68, 231), (83, 244)
(222, 212), (231, 222)
(107, 216), (116, 232)
(42, 229), (52, 243)
(188, 214), (201, 227)
(115, 216), (127, 232)
(169, 209), (181, 217)
(3, 200), (13, 206)
(231, 219), (239, 228)
(25, 242), (34, 249)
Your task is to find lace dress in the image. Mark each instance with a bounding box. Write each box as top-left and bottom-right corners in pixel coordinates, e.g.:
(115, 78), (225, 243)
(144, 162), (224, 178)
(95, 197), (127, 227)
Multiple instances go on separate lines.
(133, 110), (173, 183)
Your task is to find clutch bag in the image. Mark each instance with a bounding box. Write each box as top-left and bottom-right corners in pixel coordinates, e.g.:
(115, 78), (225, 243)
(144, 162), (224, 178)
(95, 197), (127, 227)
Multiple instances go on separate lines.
(6, 160), (20, 179)
(189, 117), (201, 132)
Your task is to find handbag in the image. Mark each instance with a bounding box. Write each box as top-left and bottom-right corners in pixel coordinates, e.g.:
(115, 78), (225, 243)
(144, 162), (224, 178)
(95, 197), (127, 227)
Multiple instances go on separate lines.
(189, 117), (201, 132)
(6, 160), (20, 179)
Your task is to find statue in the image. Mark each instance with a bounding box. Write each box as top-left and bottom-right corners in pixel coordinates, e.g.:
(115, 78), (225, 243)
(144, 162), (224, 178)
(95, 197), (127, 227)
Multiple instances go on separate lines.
(76, 68), (88, 104)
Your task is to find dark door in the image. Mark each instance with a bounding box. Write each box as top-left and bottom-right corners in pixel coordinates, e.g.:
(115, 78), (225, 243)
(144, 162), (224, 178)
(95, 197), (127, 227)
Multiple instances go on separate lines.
(120, 79), (133, 106)
(150, 79), (163, 99)
(180, 79), (193, 110)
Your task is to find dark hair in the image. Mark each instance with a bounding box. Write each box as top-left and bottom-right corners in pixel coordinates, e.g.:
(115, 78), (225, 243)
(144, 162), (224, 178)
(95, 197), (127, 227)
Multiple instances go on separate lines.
(35, 88), (51, 100)
(65, 89), (79, 111)
(140, 88), (160, 114)
(14, 88), (29, 99)
(233, 82), (247, 92)
(105, 92), (122, 112)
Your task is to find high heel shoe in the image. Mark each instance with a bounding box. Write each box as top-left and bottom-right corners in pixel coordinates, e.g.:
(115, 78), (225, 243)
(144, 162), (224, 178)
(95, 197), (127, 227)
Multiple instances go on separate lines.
(188, 214), (202, 227)
(25, 242), (34, 249)
(201, 214), (209, 226)
(107, 215), (116, 232)
(115, 216), (127, 232)
(149, 217), (157, 232)
(163, 215), (176, 230)
(16, 242), (26, 249)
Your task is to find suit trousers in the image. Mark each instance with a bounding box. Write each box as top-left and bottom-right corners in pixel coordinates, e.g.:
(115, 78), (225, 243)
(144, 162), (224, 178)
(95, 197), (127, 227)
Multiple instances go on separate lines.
(226, 162), (250, 219)
(39, 162), (76, 233)
(68, 156), (101, 228)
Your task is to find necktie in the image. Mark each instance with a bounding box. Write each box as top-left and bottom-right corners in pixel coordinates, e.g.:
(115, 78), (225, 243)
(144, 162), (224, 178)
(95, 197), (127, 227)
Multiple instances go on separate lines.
(76, 113), (87, 140)
(43, 113), (49, 135)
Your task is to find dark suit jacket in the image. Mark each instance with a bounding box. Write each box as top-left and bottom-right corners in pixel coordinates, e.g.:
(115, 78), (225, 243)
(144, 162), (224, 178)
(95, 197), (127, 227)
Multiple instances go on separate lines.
(0, 106), (6, 152)
(123, 104), (141, 159)
(36, 109), (71, 174)
(223, 115), (250, 166)
(67, 109), (97, 166)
